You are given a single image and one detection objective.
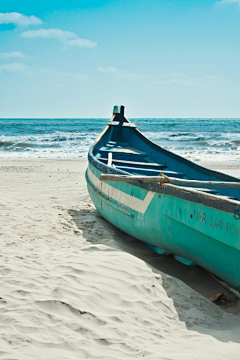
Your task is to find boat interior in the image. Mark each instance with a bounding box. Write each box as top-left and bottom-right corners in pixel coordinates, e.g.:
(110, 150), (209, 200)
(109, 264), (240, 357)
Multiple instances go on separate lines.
(93, 108), (240, 202)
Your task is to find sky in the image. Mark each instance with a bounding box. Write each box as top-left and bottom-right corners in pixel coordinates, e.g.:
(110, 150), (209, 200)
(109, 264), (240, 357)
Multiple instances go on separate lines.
(0, 0), (239, 118)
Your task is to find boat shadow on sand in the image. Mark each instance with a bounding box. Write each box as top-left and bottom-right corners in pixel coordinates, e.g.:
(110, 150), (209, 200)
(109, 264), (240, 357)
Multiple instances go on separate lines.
(68, 207), (240, 343)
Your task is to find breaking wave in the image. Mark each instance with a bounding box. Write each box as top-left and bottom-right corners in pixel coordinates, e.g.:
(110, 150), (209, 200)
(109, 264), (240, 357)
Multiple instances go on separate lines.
(0, 117), (239, 162)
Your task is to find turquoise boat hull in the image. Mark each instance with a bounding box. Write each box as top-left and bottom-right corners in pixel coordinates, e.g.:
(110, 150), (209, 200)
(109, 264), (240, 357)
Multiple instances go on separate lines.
(86, 106), (240, 291)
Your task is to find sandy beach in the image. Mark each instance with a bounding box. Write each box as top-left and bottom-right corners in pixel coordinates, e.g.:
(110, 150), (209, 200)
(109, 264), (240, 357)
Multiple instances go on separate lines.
(1, 158), (240, 359)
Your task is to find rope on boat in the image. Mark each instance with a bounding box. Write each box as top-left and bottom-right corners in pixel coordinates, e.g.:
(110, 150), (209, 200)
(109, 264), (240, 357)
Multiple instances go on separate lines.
(160, 172), (170, 183)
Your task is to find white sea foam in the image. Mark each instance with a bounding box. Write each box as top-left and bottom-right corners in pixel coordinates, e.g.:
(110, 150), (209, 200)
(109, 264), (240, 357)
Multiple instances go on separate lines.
(0, 118), (239, 162)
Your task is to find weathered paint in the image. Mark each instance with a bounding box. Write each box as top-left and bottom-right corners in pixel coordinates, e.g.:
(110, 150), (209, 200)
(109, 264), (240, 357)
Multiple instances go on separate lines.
(86, 108), (240, 291)
(87, 167), (155, 214)
(86, 164), (240, 291)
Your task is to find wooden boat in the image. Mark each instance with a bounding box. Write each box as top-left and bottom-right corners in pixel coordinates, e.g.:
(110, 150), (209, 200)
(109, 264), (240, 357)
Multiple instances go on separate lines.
(86, 105), (240, 291)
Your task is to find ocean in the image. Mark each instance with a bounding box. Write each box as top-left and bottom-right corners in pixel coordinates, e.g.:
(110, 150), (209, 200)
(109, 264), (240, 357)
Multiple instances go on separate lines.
(0, 118), (240, 163)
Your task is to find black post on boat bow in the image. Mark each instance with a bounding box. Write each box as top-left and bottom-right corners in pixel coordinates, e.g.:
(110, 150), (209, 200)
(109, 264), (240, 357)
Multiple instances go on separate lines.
(118, 105), (124, 141)
(112, 105), (125, 142)
(112, 105), (125, 118)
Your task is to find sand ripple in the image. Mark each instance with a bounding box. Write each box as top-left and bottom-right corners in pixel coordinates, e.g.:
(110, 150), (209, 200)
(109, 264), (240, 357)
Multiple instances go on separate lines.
(0, 160), (240, 359)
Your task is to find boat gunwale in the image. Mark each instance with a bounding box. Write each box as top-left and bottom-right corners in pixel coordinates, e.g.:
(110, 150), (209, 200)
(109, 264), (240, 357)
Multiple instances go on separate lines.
(87, 117), (240, 214)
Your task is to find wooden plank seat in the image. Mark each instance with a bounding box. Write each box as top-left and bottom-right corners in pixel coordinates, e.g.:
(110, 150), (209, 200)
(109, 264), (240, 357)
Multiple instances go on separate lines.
(99, 149), (147, 162)
(116, 165), (186, 178)
(215, 195), (239, 201)
(183, 187), (239, 199)
(98, 157), (167, 170)
(191, 188), (220, 195)
(99, 145), (147, 154)
(106, 141), (128, 146)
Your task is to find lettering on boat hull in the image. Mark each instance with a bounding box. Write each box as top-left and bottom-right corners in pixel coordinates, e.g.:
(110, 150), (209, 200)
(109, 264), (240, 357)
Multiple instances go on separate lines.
(191, 208), (240, 239)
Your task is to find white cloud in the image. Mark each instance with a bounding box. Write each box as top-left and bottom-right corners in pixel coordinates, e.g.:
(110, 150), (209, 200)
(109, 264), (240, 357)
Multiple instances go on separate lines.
(0, 51), (26, 59)
(21, 28), (76, 41)
(205, 75), (221, 80)
(219, 0), (240, 4)
(98, 66), (147, 80)
(40, 67), (91, 81)
(168, 72), (188, 77)
(21, 28), (97, 48)
(155, 73), (201, 86)
(66, 72), (91, 81)
(0, 12), (42, 26)
(157, 78), (200, 86)
(98, 66), (119, 74)
(0, 62), (25, 73)
(66, 38), (97, 48)
(155, 73), (221, 87)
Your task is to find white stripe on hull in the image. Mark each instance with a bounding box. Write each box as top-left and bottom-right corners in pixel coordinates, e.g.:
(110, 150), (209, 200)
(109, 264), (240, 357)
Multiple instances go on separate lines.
(87, 167), (155, 214)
